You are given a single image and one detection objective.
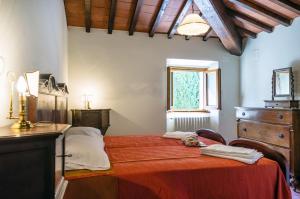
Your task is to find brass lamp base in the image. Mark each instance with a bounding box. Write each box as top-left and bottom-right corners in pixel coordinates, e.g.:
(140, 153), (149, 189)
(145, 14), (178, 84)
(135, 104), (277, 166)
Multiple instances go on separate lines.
(11, 120), (34, 129)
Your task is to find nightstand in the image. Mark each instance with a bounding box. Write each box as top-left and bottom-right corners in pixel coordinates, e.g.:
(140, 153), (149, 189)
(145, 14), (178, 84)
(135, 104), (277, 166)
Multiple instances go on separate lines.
(0, 124), (71, 199)
(71, 109), (111, 135)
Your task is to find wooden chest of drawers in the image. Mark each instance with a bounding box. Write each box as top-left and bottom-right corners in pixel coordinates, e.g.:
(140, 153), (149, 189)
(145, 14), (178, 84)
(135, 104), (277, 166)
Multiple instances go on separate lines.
(236, 107), (300, 186)
(0, 124), (71, 199)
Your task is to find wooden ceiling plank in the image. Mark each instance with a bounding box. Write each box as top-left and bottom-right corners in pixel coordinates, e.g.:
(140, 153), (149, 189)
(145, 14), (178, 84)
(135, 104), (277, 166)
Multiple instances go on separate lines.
(108, 0), (117, 34)
(270, 0), (300, 15)
(149, 0), (170, 37)
(194, 0), (242, 55)
(202, 27), (213, 41)
(237, 27), (257, 39)
(167, 0), (192, 39)
(229, 10), (273, 33)
(229, 0), (291, 26)
(129, 0), (144, 35)
(84, 0), (91, 32)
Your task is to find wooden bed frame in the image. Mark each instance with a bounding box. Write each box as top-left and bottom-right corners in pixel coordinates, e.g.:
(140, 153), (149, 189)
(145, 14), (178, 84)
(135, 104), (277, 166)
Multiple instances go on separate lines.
(229, 139), (290, 182)
(27, 74), (68, 124)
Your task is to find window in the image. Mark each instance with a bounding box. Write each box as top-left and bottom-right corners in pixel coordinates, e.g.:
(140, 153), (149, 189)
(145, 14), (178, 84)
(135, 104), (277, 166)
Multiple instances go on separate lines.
(167, 67), (221, 111)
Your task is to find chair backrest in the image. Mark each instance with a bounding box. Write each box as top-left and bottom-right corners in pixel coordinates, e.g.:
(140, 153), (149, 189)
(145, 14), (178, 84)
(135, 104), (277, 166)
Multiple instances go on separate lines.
(196, 129), (226, 145)
(229, 139), (289, 182)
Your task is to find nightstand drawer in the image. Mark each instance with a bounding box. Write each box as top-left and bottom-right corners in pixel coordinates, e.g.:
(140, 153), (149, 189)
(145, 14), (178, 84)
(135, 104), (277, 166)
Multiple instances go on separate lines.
(236, 108), (292, 125)
(238, 121), (290, 148)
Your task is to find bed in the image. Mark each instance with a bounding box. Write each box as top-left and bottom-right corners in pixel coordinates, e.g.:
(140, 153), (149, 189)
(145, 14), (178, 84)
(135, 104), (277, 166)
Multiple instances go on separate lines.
(63, 135), (291, 199)
(27, 75), (291, 199)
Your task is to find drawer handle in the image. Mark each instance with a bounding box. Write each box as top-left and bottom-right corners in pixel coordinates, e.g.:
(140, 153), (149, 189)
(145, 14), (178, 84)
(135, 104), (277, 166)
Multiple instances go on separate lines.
(243, 128), (247, 132)
(242, 112), (246, 116)
(278, 133), (284, 139)
(56, 154), (72, 158)
(278, 115), (284, 119)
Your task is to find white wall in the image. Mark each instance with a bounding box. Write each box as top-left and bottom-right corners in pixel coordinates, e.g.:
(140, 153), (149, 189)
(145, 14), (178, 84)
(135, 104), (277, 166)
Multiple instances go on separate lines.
(0, 0), (68, 127)
(68, 28), (240, 141)
(241, 18), (300, 107)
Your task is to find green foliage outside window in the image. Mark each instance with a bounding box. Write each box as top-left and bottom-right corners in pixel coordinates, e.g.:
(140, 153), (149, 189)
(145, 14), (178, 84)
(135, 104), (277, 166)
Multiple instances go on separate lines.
(173, 71), (200, 110)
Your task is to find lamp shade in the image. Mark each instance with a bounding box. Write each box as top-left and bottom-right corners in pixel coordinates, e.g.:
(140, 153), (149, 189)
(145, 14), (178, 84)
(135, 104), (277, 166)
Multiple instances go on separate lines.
(25, 71), (40, 97)
(177, 14), (210, 36)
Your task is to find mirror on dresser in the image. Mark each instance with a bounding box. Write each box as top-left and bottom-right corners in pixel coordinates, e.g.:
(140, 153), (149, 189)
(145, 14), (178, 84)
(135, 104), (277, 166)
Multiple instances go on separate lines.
(264, 67), (299, 108)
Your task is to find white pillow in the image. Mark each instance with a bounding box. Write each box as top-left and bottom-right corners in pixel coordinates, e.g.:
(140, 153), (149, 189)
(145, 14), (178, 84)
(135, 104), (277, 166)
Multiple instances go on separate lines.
(66, 127), (102, 138)
(65, 127), (110, 171)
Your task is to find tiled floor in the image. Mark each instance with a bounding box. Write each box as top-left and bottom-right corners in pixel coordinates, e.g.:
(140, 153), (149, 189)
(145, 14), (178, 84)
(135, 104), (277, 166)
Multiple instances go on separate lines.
(292, 188), (300, 199)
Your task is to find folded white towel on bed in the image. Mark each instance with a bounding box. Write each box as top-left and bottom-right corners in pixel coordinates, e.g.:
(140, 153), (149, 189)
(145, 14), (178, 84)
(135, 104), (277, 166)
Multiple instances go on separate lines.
(201, 144), (263, 164)
(163, 131), (197, 139)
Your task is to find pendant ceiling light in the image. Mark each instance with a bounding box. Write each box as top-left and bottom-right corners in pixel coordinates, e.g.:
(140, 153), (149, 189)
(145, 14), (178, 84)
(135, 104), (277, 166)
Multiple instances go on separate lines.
(177, 3), (210, 36)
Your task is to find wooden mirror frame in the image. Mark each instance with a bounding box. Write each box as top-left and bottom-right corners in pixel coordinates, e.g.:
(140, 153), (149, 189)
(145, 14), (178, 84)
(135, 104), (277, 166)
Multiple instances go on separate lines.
(272, 67), (294, 100)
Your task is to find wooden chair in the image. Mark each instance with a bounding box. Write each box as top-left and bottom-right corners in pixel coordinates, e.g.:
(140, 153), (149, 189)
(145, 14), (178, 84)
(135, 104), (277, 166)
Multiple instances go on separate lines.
(229, 139), (290, 182)
(196, 129), (226, 145)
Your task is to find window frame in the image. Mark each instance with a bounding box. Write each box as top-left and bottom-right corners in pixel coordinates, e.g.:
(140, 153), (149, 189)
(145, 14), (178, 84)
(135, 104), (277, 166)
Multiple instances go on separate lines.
(167, 66), (221, 112)
(204, 68), (221, 110)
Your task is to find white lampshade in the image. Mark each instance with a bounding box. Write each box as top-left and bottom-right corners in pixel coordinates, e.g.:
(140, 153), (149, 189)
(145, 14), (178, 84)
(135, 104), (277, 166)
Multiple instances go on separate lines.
(177, 14), (210, 36)
(25, 71), (40, 97)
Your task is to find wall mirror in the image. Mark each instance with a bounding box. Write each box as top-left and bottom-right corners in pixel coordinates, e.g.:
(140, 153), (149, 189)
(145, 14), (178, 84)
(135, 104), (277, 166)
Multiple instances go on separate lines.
(272, 67), (294, 99)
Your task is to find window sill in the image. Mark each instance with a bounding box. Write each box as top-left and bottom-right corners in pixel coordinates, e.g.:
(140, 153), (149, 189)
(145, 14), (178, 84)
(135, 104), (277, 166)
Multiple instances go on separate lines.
(166, 109), (210, 113)
(166, 110), (211, 119)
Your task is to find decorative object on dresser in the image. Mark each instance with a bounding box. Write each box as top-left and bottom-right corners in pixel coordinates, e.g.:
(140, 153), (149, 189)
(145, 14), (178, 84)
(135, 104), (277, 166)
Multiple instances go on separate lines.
(7, 71), (40, 129)
(264, 67), (299, 108)
(71, 109), (111, 135)
(236, 107), (300, 190)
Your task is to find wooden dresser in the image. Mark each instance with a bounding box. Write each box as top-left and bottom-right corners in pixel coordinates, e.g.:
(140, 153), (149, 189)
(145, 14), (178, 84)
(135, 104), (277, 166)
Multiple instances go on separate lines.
(236, 107), (300, 186)
(71, 109), (110, 135)
(0, 124), (71, 199)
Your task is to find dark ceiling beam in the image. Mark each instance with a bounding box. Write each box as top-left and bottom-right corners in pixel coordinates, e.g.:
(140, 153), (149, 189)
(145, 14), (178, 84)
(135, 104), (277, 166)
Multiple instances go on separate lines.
(202, 27), (213, 41)
(149, 0), (170, 37)
(229, 0), (291, 27)
(84, 0), (91, 32)
(237, 27), (257, 39)
(270, 0), (300, 15)
(108, 0), (117, 34)
(168, 0), (192, 39)
(129, 0), (144, 35)
(228, 10), (273, 33)
(194, 0), (242, 55)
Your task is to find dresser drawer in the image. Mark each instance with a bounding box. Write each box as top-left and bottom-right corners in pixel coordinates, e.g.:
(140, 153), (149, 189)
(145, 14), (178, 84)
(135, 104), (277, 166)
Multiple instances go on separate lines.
(238, 121), (290, 148)
(236, 109), (292, 125)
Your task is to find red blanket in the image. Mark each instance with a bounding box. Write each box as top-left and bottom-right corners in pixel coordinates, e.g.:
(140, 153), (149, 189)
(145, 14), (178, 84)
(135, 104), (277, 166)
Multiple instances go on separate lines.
(65, 135), (291, 199)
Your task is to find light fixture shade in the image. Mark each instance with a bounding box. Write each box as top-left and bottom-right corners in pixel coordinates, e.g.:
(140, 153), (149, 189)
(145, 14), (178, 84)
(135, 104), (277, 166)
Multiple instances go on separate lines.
(25, 71), (40, 97)
(177, 14), (210, 36)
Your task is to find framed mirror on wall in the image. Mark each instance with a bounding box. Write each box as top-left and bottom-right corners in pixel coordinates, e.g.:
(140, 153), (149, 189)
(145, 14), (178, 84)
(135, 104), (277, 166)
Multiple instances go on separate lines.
(265, 67), (299, 108)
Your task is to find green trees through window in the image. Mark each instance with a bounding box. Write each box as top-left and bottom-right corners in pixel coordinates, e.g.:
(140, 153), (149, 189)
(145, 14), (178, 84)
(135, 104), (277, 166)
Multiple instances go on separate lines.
(173, 71), (202, 110)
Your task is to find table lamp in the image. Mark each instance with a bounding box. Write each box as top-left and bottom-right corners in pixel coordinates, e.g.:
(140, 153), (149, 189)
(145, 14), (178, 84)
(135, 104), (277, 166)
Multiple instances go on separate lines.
(9, 71), (39, 129)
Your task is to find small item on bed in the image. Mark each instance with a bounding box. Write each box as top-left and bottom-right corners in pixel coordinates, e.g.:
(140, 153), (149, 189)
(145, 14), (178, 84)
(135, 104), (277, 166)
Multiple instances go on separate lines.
(182, 135), (207, 147)
(201, 144), (263, 164)
(182, 135), (199, 147)
(163, 131), (197, 139)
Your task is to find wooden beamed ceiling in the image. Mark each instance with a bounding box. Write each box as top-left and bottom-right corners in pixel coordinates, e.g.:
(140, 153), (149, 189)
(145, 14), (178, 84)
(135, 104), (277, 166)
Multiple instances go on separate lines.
(65, 0), (300, 55)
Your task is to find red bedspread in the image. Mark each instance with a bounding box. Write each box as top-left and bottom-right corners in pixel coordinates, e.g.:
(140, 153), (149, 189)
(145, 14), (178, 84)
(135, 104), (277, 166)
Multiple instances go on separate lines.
(65, 135), (291, 199)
